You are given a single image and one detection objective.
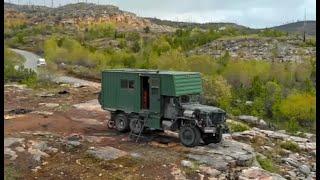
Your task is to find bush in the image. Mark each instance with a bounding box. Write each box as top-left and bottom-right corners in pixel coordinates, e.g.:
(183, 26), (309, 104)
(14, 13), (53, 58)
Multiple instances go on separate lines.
(4, 60), (37, 84)
(226, 120), (250, 132)
(256, 155), (277, 173)
(280, 141), (300, 152)
(278, 92), (316, 127)
(143, 26), (150, 33)
(258, 29), (286, 37)
(202, 75), (232, 109)
(84, 23), (115, 40)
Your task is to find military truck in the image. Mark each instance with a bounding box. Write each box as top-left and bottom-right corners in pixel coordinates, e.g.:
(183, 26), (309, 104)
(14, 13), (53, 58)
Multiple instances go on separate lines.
(98, 69), (228, 147)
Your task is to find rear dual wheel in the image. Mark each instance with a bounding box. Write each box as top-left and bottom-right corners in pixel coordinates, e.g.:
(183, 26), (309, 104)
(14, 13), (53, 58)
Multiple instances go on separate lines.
(114, 113), (130, 132)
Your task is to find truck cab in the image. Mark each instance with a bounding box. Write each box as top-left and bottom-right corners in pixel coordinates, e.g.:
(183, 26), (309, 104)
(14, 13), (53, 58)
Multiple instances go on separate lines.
(98, 69), (228, 147)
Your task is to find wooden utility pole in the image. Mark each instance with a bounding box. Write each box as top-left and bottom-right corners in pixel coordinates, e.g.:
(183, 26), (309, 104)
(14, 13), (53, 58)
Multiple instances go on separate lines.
(303, 8), (306, 42)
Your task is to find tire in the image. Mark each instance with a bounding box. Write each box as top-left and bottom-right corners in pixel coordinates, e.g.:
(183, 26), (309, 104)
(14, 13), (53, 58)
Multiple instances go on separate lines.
(129, 116), (143, 134)
(202, 128), (222, 144)
(179, 126), (201, 147)
(114, 113), (130, 132)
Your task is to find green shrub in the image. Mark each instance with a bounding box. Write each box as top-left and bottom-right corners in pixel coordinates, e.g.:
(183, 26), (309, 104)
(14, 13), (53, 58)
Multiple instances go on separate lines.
(85, 23), (115, 40)
(202, 75), (232, 109)
(226, 120), (250, 132)
(258, 29), (286, 37)
(278, 92), (316, 127)
(4, 60), (37, 84)
(256, 155), (277, 173)
(280, 141), (300, 152)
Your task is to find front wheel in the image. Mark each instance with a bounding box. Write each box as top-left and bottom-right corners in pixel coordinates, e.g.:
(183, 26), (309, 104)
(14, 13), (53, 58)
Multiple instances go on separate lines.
(179, 126), (201, 147)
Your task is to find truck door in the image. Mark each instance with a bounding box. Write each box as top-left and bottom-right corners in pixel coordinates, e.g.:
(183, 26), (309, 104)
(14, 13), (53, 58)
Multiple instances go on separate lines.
(149, 77), (160, 113)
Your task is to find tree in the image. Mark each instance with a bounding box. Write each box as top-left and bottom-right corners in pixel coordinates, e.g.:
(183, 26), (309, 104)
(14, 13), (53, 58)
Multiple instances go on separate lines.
(152, 37), (171, 56)
(143, 26), (150, 33)
(202, 75), (232, 109)
(131, 40), (141, 53)
(279, 92), (316, 127)
(217, 51), (230, 67)
(264, 81), (282, 118)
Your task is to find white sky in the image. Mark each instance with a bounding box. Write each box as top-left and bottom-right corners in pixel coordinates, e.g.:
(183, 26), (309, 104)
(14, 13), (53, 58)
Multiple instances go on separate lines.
(5, 0), (316, 28)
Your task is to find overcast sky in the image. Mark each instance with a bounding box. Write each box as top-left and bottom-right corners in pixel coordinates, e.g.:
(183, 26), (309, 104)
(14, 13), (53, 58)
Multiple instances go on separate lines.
(6, 0), (316, 28)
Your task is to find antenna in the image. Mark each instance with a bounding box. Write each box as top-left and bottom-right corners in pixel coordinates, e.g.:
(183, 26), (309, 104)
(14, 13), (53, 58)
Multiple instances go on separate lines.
(51, 0), (53, 7)
(303, 8), (306, 42)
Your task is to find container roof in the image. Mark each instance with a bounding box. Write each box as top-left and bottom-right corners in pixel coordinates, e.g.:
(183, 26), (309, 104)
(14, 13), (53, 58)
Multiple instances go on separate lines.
(103, 68), (200, 75)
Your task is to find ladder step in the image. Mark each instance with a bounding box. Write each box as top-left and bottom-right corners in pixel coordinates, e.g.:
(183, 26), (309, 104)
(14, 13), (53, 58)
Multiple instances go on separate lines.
(129, 114), (149, 142)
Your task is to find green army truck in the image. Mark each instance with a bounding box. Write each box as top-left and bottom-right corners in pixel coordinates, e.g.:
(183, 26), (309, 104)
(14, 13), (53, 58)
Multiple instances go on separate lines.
(98, 69), (228, 147)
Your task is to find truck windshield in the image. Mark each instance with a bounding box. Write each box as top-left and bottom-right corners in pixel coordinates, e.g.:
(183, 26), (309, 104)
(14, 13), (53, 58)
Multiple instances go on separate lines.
(180, 94), (200, 103)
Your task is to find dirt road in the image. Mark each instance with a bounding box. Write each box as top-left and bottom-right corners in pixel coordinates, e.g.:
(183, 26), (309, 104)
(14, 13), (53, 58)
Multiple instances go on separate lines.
(11, 48), (100, 88)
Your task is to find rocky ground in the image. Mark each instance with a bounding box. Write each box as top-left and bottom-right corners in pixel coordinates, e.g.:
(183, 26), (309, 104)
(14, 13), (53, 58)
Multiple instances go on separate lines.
(188, 37), (316, 63)
(4, 83), (316, 179)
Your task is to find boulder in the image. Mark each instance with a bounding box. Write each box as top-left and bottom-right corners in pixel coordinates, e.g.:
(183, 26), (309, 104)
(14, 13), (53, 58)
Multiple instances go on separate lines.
(281, 158), (300, 168)
(66, 141), (81, 148)
(86, 146), (127, 161)
(238, 166), (286, 180)
(71, 117), (103, 126)
(72, 99), (104, 112)
(4, 137), (25, 147)
(39, 103), (60, 108)
(181, 160), (193, 168)
(187, 139), (255, 171)
(238, 115), (258, 124)
(31, 111), (53, 116)
(299, 165), (310, 175)
(199, 165), (221, 177)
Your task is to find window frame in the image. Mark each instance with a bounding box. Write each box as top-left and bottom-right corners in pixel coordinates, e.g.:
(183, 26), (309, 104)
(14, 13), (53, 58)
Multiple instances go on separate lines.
(120, 79), (135, 90)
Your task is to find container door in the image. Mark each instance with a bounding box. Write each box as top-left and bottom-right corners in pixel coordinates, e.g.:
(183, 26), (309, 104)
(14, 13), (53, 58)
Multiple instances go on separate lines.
(149, 77), (160, 113)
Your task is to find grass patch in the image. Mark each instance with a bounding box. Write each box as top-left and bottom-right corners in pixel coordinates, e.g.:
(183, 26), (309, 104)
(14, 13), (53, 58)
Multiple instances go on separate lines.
(226, 120), (250, 132)
(294, 132), (307, 138)
(279, 141), (300, 152)
(56, 104), (72, 112)
(256, 155), (277, 173)
(4, 165), (22, 180)
(251, 136), (268, 148)
(182, 161), (200, 176)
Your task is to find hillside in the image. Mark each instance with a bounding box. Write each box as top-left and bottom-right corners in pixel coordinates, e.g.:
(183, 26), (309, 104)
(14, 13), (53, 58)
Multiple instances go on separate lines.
(4, 2), (316, 36)
(4, 3), (175, 33)
(271, 21), (316, 36)
(146, 17), (257, 33)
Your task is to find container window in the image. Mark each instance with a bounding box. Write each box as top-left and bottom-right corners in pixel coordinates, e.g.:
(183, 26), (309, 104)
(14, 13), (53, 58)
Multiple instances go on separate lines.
(128, 80), (135, 89)
(120, 79), (128, 89)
